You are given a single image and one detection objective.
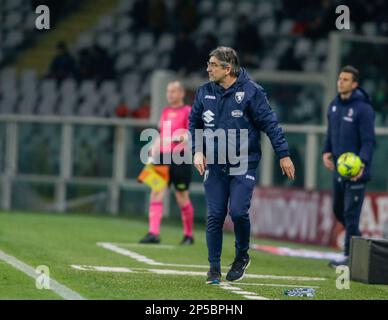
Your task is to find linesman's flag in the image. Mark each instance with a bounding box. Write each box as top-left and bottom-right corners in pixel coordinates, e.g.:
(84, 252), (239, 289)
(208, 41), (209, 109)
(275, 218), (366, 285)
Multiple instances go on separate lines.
(137, 163), (169, 192)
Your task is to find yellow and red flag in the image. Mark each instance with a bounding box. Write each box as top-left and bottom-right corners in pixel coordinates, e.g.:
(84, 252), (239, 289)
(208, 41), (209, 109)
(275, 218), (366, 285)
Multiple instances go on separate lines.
(137, 163), (169, 192)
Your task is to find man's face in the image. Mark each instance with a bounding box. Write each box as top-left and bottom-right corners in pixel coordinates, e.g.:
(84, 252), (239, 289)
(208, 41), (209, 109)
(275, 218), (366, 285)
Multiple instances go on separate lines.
(337, 72), (358, 94)
(207, 56), (230, 83)
(166, 82), (184, 106)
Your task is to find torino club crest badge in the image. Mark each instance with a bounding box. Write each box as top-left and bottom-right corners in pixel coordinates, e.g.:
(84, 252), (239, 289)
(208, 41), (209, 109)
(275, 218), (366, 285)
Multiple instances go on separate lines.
(235, 91), (245, 104)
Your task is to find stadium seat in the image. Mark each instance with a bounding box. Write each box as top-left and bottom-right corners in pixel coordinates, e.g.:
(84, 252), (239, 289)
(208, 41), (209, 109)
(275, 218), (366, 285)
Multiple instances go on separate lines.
(218, 35), (233, 47)
(75, 32), (95, 51)
(303, 58), (319, 72)
(362, 22), (377, 36)
(96, 32), (115, 50)
(19, 95), (38, 114)
(236, 1), (255, 16)
(279, 19), (294, 36)
(95, 15), (115, 33)
(58, 97), (77, 116)
(294, 38), (313, 58)
(4, 0), (23, 11)
(139, 53), (158, 71)
(115, 52), (135, 73)
(0, 95), (17, 114)
(103, 92), (121, 108)
(197, 18), (217, 35)
(4, 10), (23, 30)
(40, 79), (57, 96)
(259, 19), (276, 37)
(218, 18), (236, 37)
(273, 39), (292, 58)
(3, 30), (24, 49)
(20, 70), (38, 97)
(79, 80), (97, 97)
(59, 78), (77, 94)
(100, 81), (117, 96)
(115, 16), (133, 33)
(217, 1), (234, 17)
(160, 54), (171, 69)
(156, 33), (175, 53)
(0, 68), (17, 93)
(23, 12), (37, 32)
(135, 33), (154, 53)
(256, 2), (274, 19)
(198, 0), (214, 16)
(260, 56), (278, 70)
(314, 39), (328, 58)
(116, 33), (135, 52)
(116, 0), (134, 15)
(78, 101), (98, 117)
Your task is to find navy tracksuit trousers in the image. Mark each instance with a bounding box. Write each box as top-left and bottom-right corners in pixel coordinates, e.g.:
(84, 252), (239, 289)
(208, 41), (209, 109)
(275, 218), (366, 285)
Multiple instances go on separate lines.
(333, 176), (366, 256)
(204, 165), (256, 270)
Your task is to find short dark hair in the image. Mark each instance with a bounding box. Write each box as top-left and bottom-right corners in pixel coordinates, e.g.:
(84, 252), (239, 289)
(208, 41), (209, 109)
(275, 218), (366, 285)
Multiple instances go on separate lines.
(340, 65), (359, 82)
(209, 46), (240, 77)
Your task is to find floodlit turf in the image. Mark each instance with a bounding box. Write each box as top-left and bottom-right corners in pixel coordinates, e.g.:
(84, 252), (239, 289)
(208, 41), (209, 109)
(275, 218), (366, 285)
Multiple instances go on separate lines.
(0, 211), (387, 300)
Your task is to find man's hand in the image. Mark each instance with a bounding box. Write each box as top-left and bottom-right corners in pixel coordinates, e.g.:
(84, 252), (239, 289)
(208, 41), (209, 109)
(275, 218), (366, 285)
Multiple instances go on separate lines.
(350, 165), (365, 182)
(323, 152), (335, 171)
(280, 156), (295, 180)
(193, 152), (206, 176)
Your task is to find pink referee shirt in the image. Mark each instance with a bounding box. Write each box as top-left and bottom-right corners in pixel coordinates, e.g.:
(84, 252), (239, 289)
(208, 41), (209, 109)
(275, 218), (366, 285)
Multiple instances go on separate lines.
(159, 105), (191, 154)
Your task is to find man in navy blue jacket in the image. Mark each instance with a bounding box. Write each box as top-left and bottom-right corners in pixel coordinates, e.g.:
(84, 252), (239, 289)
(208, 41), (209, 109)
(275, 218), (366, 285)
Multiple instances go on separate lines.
(322, 65), (375, 268)
(189, 47), (295, 284)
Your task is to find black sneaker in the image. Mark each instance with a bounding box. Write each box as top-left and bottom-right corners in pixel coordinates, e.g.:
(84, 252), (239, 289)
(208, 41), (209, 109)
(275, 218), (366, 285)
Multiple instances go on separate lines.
(139, 233), (160, 244)
(180, 236), (194, 245)
(226, 255), (250, 282)
(328, 257), (349, 268)
(206, 267), (221, 285)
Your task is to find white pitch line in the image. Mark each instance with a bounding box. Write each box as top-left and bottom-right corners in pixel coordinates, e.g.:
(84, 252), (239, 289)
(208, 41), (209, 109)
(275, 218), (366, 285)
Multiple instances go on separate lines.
(97, 242), (327, 281)
(244, 295), (269, 300)
(0, 249), (85, 300)
(97, 242), (212, 269)
(220, 286), (242, 291)
(244, 274), (325, 281)
(71, 265), (324, 285)
(111, 243), (176, 249)
(219, 284), (269, 300)
(234, 282), (320, 288)
(97, 242), (160, 265)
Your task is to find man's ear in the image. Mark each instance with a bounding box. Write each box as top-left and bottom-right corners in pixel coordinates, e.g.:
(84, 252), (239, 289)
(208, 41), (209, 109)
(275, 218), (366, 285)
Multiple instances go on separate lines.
(352, 81), (358, 90)
(225, 65), (231, 76)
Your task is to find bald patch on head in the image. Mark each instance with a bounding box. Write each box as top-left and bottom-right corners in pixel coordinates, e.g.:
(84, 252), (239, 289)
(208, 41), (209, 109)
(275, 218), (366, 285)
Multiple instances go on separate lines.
(168, 81), (185, 93)
(166, 80), (185, 106)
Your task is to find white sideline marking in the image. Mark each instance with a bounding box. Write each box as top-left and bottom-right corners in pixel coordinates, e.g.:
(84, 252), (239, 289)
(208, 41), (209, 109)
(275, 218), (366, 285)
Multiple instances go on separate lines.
(97, 242), (327, 281)
(97, 242), (212, 269)
(219, 284), (269, 300)
(71, 265), (325, 284)
(235, 282), (320, 288)
(220, 286), (242, 291)
(77, 262), (326, 282)
(233, 291), (259, 295)
(0, 249), (85, 300)
(97, 242), (160, 265)
(113, 243), (176, 249)
(71, 265), (137, 273)
(244, 295), (269, 300)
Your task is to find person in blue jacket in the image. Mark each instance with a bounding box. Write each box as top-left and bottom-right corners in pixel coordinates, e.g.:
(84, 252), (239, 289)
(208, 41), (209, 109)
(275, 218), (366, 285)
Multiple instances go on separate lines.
(322, 65), (376, 268)
(189, 47), (295, 284)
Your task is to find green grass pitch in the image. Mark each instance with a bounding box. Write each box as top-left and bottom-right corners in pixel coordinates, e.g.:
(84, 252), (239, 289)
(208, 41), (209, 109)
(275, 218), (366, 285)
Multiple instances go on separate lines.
(0, 211), (387, 300)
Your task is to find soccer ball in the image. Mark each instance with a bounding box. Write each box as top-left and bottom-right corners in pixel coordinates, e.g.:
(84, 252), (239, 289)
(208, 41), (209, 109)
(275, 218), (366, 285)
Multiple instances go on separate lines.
(336, 152), (363, 178)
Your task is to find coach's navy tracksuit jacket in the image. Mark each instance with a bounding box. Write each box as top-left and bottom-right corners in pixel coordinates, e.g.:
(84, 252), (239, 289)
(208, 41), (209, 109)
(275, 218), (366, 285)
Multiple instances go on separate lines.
(189, 68), (290, 269)
(323, 87), (375, 256)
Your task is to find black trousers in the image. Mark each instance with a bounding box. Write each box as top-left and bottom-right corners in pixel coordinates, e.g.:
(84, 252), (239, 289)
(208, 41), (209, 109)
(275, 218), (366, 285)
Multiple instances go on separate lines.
(332, 176), (366, 256)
